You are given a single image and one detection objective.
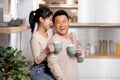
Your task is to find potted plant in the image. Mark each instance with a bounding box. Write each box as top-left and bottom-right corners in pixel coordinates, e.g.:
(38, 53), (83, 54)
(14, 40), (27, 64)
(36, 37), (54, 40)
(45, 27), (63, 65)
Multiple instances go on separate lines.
(0, 46), (30, 80)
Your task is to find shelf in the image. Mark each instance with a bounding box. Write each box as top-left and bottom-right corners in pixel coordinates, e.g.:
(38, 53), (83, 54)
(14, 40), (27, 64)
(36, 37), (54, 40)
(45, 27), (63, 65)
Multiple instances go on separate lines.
(69, 23), (120, 27)
(0, 26), (30, 34)
(48, 4), (78, 9)
(85, 54), (120, 59)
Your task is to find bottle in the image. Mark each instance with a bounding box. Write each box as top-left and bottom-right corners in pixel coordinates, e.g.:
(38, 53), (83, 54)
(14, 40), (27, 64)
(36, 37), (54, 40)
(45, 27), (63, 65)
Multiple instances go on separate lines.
(90, 45), (95, 55)
(99, 40), (104, 55)
(85, 42), (90, 55)
(106, 40), (112, 54)
(104, 40), (107, 54)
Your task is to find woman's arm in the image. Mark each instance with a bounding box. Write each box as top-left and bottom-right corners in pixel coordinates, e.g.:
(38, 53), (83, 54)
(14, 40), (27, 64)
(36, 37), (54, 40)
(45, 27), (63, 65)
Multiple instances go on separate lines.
(30, 36), (47, 64)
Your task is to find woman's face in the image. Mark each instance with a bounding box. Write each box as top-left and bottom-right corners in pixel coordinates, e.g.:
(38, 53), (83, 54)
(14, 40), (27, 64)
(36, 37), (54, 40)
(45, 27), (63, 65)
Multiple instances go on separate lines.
(41, 15), (53, 31)
(54, 15), (69, 36)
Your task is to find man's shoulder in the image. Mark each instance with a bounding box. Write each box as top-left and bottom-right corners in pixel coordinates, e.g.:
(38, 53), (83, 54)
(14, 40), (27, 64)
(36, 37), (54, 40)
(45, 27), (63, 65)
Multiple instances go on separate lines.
(52, 33), (59, 39)
(50, 34), (63, 43)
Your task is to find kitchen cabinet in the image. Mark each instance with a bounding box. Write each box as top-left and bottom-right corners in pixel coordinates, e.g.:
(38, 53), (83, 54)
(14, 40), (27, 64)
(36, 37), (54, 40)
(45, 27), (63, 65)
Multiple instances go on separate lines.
(40, 0), (78, 24)
(78, 0), (120, 23)
(48, 4), (77, 9)
(48, 4), (78, 23)
(78, 59), (120, 80)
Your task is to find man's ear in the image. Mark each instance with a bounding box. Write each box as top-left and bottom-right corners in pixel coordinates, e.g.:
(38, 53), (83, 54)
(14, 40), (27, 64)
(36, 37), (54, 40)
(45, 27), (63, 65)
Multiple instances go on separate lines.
(53, 24), (56, 28)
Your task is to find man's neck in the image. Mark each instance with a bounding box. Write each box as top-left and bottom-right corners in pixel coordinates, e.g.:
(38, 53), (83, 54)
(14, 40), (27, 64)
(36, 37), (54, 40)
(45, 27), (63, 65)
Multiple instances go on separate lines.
(57, 33), (68, 39)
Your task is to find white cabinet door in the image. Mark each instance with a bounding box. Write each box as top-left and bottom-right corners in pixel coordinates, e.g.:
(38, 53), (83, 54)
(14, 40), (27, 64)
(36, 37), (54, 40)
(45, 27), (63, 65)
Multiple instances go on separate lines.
(78, 0), (120, 23)
(78, 59), (107, 78)
(107, 59), (120, 79)
(78, 59), (120, 80)
(79, 78), (120, 80)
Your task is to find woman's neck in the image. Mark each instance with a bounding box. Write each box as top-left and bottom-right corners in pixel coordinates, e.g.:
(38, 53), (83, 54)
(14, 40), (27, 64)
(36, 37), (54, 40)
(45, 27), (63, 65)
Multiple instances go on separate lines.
(37, 26), (48, 38)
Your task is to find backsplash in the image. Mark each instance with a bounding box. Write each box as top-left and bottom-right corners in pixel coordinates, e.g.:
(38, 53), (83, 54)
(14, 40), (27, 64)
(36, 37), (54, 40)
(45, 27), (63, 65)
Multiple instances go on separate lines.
(69, 27), (120, 54)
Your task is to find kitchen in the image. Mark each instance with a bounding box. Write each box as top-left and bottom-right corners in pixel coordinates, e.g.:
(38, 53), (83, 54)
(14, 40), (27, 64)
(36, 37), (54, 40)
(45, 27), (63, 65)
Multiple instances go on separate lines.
(0, 0), (120, 80)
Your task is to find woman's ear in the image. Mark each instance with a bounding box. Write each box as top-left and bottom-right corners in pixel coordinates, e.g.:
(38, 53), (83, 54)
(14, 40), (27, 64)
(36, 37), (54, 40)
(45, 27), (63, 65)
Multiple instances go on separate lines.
(39, 17), (44, 23)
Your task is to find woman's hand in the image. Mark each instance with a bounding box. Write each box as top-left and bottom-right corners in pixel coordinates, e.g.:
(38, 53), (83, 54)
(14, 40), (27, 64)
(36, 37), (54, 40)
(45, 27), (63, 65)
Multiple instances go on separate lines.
(44, 43), (54, 55)
(69, 32), (76, 44)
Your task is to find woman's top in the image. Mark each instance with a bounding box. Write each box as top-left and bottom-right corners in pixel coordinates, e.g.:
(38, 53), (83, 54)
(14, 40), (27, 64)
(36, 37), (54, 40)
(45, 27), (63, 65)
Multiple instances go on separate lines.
(30, 28), (53, 64)
(47, 33), (82, 80)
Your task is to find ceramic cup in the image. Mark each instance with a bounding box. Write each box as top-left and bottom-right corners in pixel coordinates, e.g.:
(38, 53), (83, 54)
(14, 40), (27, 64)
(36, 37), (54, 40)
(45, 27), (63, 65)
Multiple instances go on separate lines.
(67, 44), (77, 55)
(53, 41), (62, 53)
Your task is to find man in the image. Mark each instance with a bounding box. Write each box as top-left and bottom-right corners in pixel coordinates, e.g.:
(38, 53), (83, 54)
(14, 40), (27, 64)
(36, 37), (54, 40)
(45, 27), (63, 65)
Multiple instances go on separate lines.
(47, 10), (84, 80)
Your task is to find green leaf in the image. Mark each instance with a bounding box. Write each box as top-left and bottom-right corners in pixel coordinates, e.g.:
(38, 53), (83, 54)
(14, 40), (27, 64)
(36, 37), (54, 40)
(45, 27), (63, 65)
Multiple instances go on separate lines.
(0, 46), (30, 79)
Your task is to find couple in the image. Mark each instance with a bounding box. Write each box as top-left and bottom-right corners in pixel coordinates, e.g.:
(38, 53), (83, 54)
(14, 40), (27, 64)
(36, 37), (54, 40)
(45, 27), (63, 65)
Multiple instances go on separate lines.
(29, 6), (84, 80)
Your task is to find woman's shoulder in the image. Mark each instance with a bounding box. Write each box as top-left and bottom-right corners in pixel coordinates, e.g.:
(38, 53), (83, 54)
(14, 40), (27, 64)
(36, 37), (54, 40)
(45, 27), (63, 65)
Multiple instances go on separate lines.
(31, 32), (40, 40)
(32, 32), (39, 37)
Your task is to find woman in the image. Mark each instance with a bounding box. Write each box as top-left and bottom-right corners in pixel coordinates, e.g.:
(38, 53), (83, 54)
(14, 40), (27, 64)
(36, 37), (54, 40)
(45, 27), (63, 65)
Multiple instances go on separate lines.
(29, 6), (55, 80)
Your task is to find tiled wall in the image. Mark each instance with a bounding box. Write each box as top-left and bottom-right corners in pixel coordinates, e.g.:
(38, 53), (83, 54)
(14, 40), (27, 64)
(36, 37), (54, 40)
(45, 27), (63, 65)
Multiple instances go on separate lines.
(69, 27), (120, 53)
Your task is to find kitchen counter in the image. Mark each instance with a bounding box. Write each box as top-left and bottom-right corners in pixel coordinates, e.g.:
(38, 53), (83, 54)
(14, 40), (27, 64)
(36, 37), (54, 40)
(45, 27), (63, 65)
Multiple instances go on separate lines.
(0, 26), (30, 34)
(85, 54), (120, 59)
(78, 58), (120, 80)
(69, 23), (120, 27)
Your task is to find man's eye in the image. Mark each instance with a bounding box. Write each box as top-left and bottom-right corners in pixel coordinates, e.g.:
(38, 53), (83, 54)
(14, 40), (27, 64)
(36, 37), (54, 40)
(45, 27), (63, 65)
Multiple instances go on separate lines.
(56, 22), (60, 24)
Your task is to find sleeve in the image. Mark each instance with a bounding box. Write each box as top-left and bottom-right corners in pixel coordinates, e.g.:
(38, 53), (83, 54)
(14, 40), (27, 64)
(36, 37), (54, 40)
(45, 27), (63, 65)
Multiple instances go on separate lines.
(30, 36), (47, 64)
(76, 50), (85, 63)
(47, 54), (67, 80)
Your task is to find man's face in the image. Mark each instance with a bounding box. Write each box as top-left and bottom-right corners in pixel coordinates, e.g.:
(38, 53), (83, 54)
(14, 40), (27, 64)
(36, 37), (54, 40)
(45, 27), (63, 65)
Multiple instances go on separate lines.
(54, 15), (69, 36)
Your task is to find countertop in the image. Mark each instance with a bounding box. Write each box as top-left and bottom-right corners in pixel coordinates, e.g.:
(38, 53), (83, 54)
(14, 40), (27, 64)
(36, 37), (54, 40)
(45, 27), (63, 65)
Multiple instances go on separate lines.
(69, 23), (120, 27)
(85, 54), (120, 59)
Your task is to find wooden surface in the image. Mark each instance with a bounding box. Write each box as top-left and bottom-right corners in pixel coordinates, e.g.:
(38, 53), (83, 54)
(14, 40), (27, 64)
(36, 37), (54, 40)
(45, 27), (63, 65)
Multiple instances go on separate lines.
(85, 54), (120, 59)
(0, 26), (30, 34)
(48, 4), (78, 9)
(69, 23), (120, 27)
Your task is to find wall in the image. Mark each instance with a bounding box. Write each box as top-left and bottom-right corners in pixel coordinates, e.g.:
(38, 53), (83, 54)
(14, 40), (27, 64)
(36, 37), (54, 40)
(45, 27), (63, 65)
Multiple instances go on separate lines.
(69, 27), (120, 54)
(0, 0), (10, 14)
(17, 0), (34, 62)
(17, 0), (41, 62)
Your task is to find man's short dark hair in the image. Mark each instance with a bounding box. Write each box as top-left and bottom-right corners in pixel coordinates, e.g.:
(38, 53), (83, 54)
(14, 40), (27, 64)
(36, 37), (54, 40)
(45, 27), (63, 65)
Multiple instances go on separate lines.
(52, 10), (69, 23)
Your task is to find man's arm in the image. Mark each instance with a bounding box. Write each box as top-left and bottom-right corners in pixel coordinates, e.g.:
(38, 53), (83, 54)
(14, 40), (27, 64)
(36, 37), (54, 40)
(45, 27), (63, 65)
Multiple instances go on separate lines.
(76, 50), (85, 63)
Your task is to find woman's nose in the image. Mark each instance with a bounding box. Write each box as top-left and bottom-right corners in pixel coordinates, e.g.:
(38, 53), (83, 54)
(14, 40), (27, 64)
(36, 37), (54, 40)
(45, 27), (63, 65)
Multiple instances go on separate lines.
(50, 21), (53, 25)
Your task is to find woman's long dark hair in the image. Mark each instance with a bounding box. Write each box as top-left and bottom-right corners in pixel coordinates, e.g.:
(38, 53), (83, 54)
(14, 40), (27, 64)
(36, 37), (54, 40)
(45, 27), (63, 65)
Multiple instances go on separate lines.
(29, 6), (53, 33)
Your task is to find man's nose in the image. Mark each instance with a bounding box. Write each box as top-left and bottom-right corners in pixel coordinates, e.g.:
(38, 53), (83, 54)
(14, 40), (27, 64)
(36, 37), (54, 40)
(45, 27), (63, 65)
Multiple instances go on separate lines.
(60, 22), (64, 26)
